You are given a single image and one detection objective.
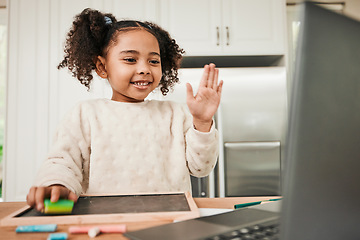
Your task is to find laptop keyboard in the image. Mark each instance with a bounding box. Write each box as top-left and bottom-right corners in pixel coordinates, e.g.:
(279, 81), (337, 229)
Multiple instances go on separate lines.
(204, 219), (279, 240)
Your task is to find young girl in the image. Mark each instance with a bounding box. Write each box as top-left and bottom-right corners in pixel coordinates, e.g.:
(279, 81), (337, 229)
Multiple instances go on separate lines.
(26, 8), (223, 212)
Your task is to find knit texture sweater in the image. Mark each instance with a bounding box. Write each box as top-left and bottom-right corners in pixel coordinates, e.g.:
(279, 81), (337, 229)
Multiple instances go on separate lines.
(34, 99), (219, 196)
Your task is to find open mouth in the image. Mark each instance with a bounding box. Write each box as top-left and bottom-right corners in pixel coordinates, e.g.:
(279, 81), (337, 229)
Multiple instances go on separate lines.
(131, 82), (151, 86)
(130, 81), (152, 90)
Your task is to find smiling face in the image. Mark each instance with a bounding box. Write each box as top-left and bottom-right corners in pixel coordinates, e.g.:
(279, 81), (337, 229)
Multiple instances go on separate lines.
(99, 29), (162, 102)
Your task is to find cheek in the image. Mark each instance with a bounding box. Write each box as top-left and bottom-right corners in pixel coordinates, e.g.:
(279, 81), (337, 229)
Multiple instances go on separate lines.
(112, 67), (131, 79)
(154, 69), (162, 82)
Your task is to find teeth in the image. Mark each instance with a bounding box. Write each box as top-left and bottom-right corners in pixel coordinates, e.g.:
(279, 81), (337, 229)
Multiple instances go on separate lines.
(133, 82), (149, 86)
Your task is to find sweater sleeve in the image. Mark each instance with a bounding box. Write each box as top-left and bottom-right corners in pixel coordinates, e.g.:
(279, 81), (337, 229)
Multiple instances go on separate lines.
(34, 103), (91, 196)
(183, 105), (219, 177)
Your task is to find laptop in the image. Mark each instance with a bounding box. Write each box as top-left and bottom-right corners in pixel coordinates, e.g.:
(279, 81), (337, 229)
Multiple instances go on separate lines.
(124, 2), (360, 240)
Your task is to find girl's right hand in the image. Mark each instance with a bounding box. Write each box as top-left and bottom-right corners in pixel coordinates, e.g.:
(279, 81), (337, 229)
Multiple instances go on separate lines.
(26, 185), (78, 212)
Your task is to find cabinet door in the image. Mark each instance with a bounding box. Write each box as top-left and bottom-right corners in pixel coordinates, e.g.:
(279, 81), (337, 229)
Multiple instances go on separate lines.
(222, 0), (286, 55)
(159, 0), (222, 56)
(100, 0), (159, 22)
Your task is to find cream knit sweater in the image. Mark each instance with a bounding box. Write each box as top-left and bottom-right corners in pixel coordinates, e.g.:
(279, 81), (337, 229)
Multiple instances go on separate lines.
(34, 98), (219, 196)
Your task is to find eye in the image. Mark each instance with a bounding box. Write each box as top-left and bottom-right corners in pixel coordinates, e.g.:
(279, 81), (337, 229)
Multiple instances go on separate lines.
(124, 58), (136, 63)
(149, 60), (160, 64)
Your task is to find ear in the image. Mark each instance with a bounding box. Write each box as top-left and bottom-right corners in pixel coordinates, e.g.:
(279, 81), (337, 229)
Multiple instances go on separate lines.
(95, 56), (108, 79)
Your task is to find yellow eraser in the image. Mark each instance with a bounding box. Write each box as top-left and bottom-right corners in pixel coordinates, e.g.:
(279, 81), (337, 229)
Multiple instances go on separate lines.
(43, 199), (74, 214)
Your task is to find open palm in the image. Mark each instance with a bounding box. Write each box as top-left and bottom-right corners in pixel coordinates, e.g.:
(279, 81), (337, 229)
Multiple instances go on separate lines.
(186, 63), (223, 132)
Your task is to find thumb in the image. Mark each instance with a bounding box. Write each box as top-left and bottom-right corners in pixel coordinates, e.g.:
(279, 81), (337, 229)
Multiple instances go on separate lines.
(186, 83), (194, 103)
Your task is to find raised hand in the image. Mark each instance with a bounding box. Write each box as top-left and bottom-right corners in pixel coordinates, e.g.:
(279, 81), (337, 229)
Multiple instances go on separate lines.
(186, 63), (223, 132)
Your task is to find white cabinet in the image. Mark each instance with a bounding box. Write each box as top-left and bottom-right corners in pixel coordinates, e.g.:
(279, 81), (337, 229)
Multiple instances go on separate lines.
(99, 0), (159, 23)
(160, 0), (223, 56)
(159, 0), (286, 56)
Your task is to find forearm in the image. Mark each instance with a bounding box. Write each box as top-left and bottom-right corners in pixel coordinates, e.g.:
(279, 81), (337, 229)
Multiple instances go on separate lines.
(185, 124), (219, 177)
(34, 157), (83, 196)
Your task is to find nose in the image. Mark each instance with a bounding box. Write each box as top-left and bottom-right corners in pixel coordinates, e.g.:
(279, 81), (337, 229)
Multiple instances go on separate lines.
(137, 61), (151, 75)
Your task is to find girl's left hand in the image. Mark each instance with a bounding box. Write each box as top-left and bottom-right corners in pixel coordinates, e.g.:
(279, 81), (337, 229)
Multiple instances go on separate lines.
(186, 63), (223, 132)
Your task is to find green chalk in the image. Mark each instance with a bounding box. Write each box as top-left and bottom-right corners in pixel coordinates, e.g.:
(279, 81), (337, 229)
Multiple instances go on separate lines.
(43, 199), (74, 214)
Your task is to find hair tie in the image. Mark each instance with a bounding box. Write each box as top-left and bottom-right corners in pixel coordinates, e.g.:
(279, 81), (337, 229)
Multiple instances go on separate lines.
(104, 16), (112, 25)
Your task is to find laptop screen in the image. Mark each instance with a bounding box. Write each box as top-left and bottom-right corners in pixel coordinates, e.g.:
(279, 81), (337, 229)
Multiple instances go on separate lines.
(280, 2), (360, 240)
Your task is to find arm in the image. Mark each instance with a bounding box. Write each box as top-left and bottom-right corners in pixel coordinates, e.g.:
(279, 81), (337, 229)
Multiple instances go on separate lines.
(27, 103), (91, 211)
(184, 63), (223, 176)
(185, 121), (219, 177)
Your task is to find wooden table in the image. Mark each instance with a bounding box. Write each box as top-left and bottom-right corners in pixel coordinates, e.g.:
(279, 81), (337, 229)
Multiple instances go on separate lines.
(0, 196), (279, 239)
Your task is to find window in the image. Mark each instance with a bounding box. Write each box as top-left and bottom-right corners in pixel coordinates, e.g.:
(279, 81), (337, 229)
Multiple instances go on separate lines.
(0, 6), (7, 199)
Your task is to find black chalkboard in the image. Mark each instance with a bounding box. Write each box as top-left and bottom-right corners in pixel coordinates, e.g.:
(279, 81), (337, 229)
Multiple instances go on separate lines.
(16, 193), (191, 217)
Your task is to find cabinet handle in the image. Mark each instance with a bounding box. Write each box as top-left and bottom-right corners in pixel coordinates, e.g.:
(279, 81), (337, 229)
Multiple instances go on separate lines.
(216, 27), (220, 46)
(226, 26), (230, 46)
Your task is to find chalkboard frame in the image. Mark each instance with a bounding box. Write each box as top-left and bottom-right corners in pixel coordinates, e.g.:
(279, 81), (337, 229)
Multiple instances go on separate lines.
(0, 192), (199, 226)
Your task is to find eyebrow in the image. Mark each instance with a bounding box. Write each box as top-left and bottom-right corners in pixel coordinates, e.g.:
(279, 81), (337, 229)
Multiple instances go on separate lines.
(119, 50), (160, 57)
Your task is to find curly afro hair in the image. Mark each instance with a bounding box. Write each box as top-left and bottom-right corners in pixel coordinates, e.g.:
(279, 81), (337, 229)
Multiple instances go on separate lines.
(58, 8), (184, 95)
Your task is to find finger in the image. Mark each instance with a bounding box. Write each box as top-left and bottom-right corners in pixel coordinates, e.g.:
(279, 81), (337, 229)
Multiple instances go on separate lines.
(199, 65), (209, 88)
(58, 186), (78, 202)
(207, 63), (216, 89)
(212, 68), (219, 89)
(217, 80), (224, 98)
(35, 187), (48, 211)
(27, 186), (37, 207)
(50, 186), (61, 203)
(186, 83), (194, 103)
